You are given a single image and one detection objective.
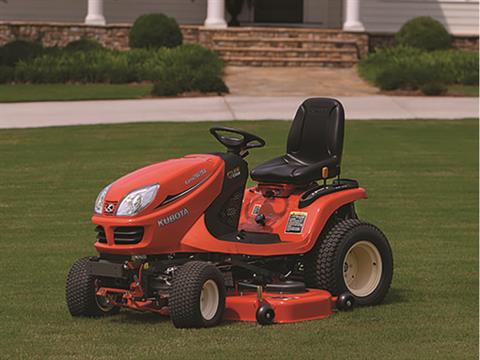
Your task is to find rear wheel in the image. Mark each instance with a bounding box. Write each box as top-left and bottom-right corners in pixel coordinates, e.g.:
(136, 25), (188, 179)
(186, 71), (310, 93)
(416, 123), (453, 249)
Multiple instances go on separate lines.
(305, 219), (393, 306)
(66, 257), (120, 317)
(170, 261), (226, 328)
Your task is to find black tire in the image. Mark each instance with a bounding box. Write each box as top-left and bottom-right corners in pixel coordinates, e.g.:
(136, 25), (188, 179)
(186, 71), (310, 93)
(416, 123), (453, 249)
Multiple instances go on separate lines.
(66, 257), (120, 317)
(305, 219), (393, 306)
(169, 261), (226, 328)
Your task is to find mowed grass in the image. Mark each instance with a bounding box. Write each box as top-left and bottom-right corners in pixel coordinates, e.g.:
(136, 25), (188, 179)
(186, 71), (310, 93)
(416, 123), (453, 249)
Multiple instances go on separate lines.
(0, 120), (477, 359)
(448, 85), (479, 97)
(0, 84), (152, 103)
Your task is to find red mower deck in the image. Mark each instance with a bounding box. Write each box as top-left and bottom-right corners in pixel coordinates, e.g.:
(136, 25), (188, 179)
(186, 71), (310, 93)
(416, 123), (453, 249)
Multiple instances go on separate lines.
(225, 289), (336, 323)
(97, 285), (337, 324)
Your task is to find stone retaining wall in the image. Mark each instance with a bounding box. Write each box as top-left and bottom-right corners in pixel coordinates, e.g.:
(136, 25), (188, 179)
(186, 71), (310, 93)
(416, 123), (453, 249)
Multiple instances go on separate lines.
(0, 21), (477, 55)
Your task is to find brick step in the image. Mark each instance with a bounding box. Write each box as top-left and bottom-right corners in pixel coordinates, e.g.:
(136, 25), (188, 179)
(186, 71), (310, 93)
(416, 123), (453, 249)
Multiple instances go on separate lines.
(205, 27), (352, 39)
(221, 55), (357, 67)
(214, 47), (357, 60)
(212, 37), (358, 50)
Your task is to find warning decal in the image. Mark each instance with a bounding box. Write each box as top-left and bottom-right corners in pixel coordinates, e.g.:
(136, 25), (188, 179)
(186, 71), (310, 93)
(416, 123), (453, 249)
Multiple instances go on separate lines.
(252, 204), (261, 215)
(285, 212), (308, 233)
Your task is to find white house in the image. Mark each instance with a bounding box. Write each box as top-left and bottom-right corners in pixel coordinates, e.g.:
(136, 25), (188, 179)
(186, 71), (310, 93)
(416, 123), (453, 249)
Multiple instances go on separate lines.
(0, 0), (478, 35)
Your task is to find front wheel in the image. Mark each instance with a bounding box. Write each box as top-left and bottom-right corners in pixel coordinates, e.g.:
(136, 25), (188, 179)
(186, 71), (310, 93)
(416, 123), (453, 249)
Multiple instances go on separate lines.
(305, 219), (393, 306)
(66, 257), (120, 317)
(169, 261), (226, 328)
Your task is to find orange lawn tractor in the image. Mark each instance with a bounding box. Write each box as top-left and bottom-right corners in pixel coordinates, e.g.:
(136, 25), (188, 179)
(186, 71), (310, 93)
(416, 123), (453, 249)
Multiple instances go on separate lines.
(66, 98), (393, 328)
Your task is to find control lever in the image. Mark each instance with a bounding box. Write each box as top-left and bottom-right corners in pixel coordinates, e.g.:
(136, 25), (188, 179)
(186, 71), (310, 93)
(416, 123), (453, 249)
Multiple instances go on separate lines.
(255, 213), (266, 226)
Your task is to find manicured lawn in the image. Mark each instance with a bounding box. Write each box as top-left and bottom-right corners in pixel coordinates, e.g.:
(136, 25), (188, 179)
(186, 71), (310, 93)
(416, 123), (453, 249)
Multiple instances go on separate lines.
(0, 120), (477, 359)
(448, 85), (479, 97)
(0, 84), (152, 102)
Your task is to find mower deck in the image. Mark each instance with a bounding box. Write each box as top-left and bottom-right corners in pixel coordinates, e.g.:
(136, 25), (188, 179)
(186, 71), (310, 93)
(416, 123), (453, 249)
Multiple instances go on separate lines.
(97, 286), (336, 324)
(225, 289), (336, 323)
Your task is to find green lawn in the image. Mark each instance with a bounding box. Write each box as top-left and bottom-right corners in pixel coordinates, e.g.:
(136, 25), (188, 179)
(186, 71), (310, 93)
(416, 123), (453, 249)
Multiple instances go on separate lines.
(0, 120), (478, 359)
(448, 85), (480, 97)
(0, 84), (152, 102)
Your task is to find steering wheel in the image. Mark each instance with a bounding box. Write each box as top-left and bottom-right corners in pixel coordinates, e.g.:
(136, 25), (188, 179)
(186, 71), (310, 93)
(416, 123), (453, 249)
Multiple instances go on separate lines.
(210, 126), (266, 155)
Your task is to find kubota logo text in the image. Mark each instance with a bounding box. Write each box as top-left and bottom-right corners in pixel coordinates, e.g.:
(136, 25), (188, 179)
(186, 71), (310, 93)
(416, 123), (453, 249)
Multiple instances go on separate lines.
(157, 208), (189, 227)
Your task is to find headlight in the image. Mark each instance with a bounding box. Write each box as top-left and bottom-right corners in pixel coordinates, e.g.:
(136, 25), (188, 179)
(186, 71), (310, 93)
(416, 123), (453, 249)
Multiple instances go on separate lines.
(94, 184), (111, 214)
(116, 184), (159, 216)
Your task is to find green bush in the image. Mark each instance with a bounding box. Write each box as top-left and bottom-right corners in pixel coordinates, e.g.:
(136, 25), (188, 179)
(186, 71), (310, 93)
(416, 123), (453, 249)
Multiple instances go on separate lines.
(358, 45), (479, 94)
(14, 44), (228, 96)
(65, 38), (104, 52)
(15, 49), (139, 83)
(151, 44), (228, 96)
(396, 16), (451, 51)
(0, 39), (44, 66)
(129, 13), (183, 49)
(420, 82), (448, 96)
(0, 66), (14, 83)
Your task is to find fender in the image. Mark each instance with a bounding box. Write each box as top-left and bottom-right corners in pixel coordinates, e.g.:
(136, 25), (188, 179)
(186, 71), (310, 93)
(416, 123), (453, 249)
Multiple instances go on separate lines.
(181, 187), (367, 256)
(303, 187), (368, 253)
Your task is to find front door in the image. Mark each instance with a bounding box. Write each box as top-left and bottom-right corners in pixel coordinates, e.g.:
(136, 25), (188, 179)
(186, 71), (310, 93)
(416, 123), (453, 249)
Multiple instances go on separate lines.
(254, 0), (304, 23)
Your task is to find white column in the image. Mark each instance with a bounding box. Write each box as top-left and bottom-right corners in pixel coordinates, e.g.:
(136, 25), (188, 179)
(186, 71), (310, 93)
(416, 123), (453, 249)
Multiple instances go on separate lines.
(204, 0), (227, 28)
(343, 0), (364, 32)
(85, 0), (106, 26)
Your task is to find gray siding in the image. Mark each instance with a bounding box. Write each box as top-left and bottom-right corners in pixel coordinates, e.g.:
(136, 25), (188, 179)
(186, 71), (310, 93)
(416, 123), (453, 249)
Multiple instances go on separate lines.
(104, 0), (207, 24)
(0, 0), (86, 22)
(0, 0), (477, 35)
(360, 0), (479, 35)
(0, 0), (207, 24)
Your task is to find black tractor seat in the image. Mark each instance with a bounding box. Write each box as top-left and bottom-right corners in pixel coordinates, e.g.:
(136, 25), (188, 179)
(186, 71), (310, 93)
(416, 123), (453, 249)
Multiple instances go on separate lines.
(251, 98), (345, 186)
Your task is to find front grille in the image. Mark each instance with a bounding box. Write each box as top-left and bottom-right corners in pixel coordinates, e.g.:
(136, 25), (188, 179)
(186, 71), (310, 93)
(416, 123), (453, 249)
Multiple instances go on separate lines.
(114, 226), (144, 245)
(95, 225), (107, 243)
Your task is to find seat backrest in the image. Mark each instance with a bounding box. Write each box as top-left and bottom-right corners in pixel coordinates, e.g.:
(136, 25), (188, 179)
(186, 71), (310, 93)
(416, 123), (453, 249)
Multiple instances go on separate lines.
(286, 98), (345, 174)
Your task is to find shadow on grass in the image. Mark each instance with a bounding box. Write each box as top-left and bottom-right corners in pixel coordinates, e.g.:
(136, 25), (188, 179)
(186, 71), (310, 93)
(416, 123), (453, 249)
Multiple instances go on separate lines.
(113, 309), (239, 328)
(113, 310), (170, 324)
(112, 309), (247, 329)
(382, 287), (411, 305)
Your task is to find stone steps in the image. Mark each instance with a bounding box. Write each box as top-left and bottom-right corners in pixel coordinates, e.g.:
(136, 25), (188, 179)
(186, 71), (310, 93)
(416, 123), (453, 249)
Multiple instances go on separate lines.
(214, 46), (357, 61)
(212, 36), (358, 50)
(182, 26), (368, 67)
(223, 56), (357, 67)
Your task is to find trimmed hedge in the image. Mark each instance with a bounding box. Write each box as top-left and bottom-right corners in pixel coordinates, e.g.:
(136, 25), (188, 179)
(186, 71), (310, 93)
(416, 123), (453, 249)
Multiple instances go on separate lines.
(358, 46), (479, 94)
(129, 13), (183, 49)
(0, 39), (44, 66)
(0, 65), (14, 83)
(11, 44), (227, 96)
(152, 45), (228, 96)
(396, 16), (451, 51)
(65, 39), (104, 52)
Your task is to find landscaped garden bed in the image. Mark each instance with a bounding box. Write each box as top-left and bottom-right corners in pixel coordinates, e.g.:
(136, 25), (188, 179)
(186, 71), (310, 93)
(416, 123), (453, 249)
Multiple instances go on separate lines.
(0, 14), (228, 99)
(358, 17), (479, 96)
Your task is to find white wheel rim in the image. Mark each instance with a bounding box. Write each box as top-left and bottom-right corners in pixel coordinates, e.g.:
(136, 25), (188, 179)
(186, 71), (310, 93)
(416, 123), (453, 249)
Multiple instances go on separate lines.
(343, 240), (382, 297)
(200, 280), (219, 321)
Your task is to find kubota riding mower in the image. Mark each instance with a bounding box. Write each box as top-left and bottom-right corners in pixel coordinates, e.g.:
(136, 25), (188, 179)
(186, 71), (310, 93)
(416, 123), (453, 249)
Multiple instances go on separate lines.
(66, 98), (393, 328)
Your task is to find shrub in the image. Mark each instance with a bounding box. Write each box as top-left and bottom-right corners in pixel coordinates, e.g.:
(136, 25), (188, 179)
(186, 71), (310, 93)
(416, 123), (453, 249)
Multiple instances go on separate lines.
(420, 82), (448, 96)
(151, 44), (228, 96)
(396, 16), (451, 51)
(65, 38), (104, 52)
(129, 13), (183, 49)
(358, 45), (479, 93)
(14, 44), (228, 96)
(0, 66), (14, 83)
(15, 50), (140, 83)
(0, 39), (44, 66)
